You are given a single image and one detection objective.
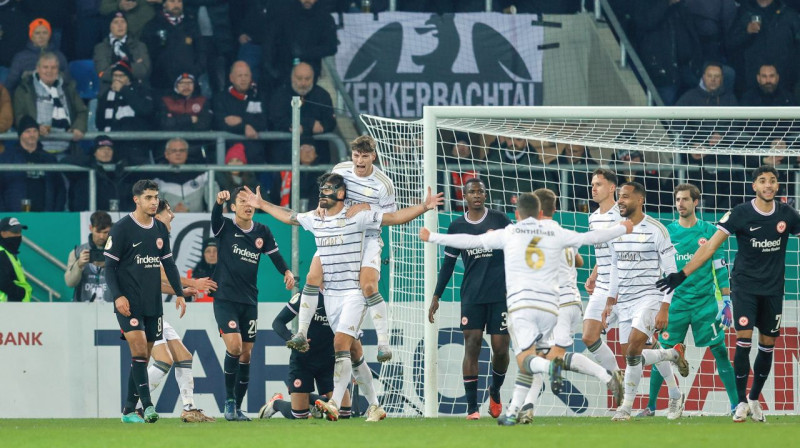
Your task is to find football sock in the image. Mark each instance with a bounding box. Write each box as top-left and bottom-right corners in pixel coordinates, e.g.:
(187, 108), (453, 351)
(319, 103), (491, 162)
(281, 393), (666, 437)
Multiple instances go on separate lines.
(524, 373), (545, 407)
(297, 285), (320, 336)
(332, 351), (352, 406)
(235, 362), (251, 409)
(733, 338), (752, 403)
(621, 355), (643, 411)
(710, 342), (738, 408)
(648, 365), (664, 411)
(123, 370), (140, 414)
(564, 353), (611, 383)
(490, 367), (507, 399)
(339, 406), (352, 419)
(131, 356), (152, 409)
(366, 292), (389, 346)
(463, 375), (478, 413)
(506, 372), (532, 418)
(174, 360), (195, 410)
(526, 355), (551, 375)
(586, 338), (619, 372)
(642, 348), (677, 365)
(309, 393), (324, 404)
(147, 360), (171, 391)
(223, 351), (239, 402)
(352, 357), (379, 406)
(274, 399), (303, 419)
(748, 344), (774, 401)
(653, 360), (681, 400)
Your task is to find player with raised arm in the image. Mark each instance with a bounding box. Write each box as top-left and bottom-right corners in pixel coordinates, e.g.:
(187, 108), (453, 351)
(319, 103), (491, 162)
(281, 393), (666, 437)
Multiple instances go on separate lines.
(240, 174), (443, 422)
(291, 135), (396, 363)
(212, 187), (295, 421)
(641, 184), (737, 417)
(605, 182), (689, 422)
(429, 177), (512, 420)
(420, 193), (634, 426)
(103, 180), (187, 424)
(657, 166), (800, 423)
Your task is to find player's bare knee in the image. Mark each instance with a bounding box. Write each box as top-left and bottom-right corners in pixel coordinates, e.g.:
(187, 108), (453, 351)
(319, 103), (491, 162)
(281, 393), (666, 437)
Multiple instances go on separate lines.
(736, 329), (753, 340)
(349, 342), (363, 360)
(361, 282), (378, 298)
(333, 332), (354, 352)
(758, 334), (777, 346)
(239, 352), (251, 363)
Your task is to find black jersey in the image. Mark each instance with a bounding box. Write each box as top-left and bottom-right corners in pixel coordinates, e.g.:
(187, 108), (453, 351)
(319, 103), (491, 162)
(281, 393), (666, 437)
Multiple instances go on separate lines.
(212, 203), (288, 305)
(435, 208), (511, 304)
(288, 294), (333, 362)
(717, 199), (800, 296)
(104, 213), (172, 317)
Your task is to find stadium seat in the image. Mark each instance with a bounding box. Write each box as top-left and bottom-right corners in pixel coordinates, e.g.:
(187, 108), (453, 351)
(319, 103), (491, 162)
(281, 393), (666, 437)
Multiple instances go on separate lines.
(68, 59), (100, 100)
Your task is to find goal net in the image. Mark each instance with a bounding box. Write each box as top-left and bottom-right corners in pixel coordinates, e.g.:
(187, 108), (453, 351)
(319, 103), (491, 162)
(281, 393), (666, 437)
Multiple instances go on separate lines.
(363, 106), (800, 418)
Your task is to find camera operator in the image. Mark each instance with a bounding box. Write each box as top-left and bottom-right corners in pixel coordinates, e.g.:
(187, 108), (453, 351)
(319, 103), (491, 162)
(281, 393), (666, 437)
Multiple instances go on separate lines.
(65, 211), (113, 302)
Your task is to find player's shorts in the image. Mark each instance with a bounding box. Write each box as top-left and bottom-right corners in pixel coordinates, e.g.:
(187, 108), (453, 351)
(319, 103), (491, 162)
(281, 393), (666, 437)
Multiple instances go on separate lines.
(460, 300), (508, 334)
(325, 293), (367, 338)
(288, 353), (335, 394)
(214, 300), (258, 342)
(616, 298), (661, 344)
(153, 320), (181, 347)
(660, 301), (723, 348)
(732, 290), (783, 338)
(117, 313), (163, 342)
(553, 303), (583, 348)
(508, 308), (557, 356)
(361, 237), (383, 273)
(584, 288), (617, 325)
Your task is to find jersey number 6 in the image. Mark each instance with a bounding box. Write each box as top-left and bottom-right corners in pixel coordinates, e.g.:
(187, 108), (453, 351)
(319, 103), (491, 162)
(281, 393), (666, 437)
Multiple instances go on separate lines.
(526, 237), (544, 270)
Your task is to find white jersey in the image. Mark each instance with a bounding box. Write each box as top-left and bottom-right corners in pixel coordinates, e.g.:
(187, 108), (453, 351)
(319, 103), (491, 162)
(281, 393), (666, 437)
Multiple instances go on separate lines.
(558, 246), (581, 307)
(296, 207), (382, 297)
(608, 215), (677, 306)
(589, 204), (621, 293)
(429, 217), (627, 316)
(333, 162), (397, 238)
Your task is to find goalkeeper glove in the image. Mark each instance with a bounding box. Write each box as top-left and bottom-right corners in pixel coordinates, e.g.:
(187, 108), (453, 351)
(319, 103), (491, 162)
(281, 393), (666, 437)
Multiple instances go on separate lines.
(655, 271), (687, 293)
(717, 295), (733, 329)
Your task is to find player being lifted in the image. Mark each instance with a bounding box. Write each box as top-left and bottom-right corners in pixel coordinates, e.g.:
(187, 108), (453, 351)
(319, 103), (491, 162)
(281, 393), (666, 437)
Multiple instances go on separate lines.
(658, 166), (800, 423)
(212, 187), (295, 421)
(240, 174), (444, 421)
(104, 180), (187, 423)
(290, 136), (396, 363)
(429, 177), (512, 420)
(641, 184), (737, 417)
(604, 182), (689, 422)
(420, 192), (633, 426)
(517, 188), (625, 423)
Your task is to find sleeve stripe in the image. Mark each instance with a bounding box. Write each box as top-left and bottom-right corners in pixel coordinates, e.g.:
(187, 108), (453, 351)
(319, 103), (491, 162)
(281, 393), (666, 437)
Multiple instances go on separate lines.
(266, 248), (279, 255)
(716, 225), (731, 235)
(444, 252), (458, 258)
(285, 304), (298, 315)
(161, 253), (173, 260)
(103, 252), (119, 261)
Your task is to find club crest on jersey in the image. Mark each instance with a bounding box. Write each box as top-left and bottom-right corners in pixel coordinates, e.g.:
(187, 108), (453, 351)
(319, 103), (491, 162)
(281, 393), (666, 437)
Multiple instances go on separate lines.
(156, 238), (163, 249)
(130, 318), (139, 327)
(255, 237), (264, 249)
(698, 238), (707, 246)
(777, 221), (787, 234)
(105, 236), (113, 250)
(461, 316), (468, 325)
(661, 331), (670, 340)
(228, 320), (237, 329)
(739, 316), (749, 327)
(294, 379), (302, 388)
(337, 219), (347, 227)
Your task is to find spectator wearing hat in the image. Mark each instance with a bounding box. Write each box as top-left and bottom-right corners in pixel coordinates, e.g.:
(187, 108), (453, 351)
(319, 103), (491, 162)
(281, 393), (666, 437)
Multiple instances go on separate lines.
(0, 82), (12, 133)
(93, 11), (152, 92)
(190, 238), (217, 300)
(158, 72), (211, 132)
(100, 0), (157, 40)
(153, 137), (218, 212)
(0, 216), (31, 302)
(5, 18), (70, 92)
(62, 135), (133, 212)
(215, 143), (258, 193)
(0, 115), (65, 212)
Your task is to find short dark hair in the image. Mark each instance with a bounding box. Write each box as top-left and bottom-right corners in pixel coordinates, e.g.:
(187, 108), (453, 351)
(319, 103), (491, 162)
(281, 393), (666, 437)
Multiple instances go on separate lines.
(752, 165), (779, 182)
(132, 179), (159, 196)
(318, 172), (345, 188)
(463, 177), (485, 192)
(702, 61), (723, 75)
(351, 135), (376, 154)
(89, 211), (112, 230)
(674, 183), (700, 201)
(621, 181), (646, 197)
(533, 188), (557, 217)
(517, 192), (541, 219)
(157, 199), (171, 214)
(593, 168), (617, 186)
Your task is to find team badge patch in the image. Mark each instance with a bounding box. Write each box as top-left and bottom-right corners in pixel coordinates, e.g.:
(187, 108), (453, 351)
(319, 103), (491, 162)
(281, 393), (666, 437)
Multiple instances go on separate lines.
(461, 316), (468, 326)
(255, 237), (264, 249)
(739, 316), (749, 327)
(156, 238), (164, 249)
(105, 236), (113, 250)
(777, 221), (787, 233)
(698, 238), (707, 246)
(719, 211), (731, 223)
(290, 293), (300, 304)
(228, 320), (237, 329)
(130, 318), (139, 327)
(294, 379), (302, 388)
(661, 331), (670, 340)
(191, 103), (201, 113)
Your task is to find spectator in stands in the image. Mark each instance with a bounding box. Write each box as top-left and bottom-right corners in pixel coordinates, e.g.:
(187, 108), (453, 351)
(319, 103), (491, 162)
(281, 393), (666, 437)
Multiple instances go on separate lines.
(213, 61), (268, 163)
(62, 135), (132, 212)
(0, 216), (31, 302)
(94, 11), (151, 92)
(740, 63), (797, 106)
(215, 143), (258, 193)
(0, 83), (12, 133)
(158, 72), (211, 131)
(675, 61), (738, 106)
(153, 137), (216, 212)
(0, 116), (65, 212)
(268, 62), (336, 164)
(615, 148), (675, 213)
(439, 132), (478, 212)
(557, 141), (598, 212)
(100, 0), (158, 40)
(275, 137), (322, 208)
(13, 53), (87, 156)
(5, 18), (70, 92)
(235, 0), (276, 83)
(191, 237), (217, 299)
(19, 0), (72, 50)
(185, 0), (235, 95)
(64, 211), (114, 302)
(141, 0), (205, 92)
(728, 0), (800, 96)
(0, 1), (29, 82)
(74, 0), (108, 60)
(684, 132), (744, 210)
(486, 137), (547, 213)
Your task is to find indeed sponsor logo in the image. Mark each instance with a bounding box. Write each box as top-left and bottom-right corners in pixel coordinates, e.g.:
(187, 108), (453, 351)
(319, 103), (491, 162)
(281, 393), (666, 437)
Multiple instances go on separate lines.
(233, 244), (260, 261)
(751, 238), (781, 249)
(135, 255), (160, 265)
(466, 248), (493, 257)
(676, 253), (693, 261)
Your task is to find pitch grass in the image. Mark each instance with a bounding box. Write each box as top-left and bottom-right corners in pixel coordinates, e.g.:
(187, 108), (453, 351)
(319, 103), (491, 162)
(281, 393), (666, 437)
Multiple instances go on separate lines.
(1, 416), (799, 448)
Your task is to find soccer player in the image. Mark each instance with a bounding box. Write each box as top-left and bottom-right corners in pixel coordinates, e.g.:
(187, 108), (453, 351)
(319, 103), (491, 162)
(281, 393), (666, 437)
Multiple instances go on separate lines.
(240, 173), (443, 421)
(212, 187), (296, 421)
(658, 166), (800, 423)
(582, 169), (624, 374)
(420, 192), (634, 426)
(641, 184), (737, 417)
(295, 135), (397, 363)
(429, 177), (511, 420)
(604, 182), (689, 422)
(103, 179), (187, 424)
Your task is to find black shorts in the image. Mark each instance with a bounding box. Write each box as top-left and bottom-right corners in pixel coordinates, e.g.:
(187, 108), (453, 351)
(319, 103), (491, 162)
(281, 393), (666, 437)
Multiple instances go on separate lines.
(117, 313), (163, 342)
(288, 352), (334, 394)
(214, 300), (258, 342)
(460, 300), (508, 334)
(732, 290), (783, 337)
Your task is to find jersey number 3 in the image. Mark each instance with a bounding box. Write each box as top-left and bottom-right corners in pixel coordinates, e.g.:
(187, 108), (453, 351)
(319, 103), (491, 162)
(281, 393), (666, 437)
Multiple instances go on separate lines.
(526, 237), (544, 270)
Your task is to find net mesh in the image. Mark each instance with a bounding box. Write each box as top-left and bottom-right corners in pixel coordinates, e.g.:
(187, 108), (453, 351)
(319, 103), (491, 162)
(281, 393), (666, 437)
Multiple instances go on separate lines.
(363, 111), (800, 417)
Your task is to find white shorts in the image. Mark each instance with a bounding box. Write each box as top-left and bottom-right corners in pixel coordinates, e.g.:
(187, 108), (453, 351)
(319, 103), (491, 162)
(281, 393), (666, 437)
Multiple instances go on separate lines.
(361, 237), (382, 273)
(508, 308), (557, 356)
(154, 320), (180, 347)
(325, 293), (368, 338)
(616, 299), (661, 344)
(584, 288), (618, 326)
(553, 304), (582, 348)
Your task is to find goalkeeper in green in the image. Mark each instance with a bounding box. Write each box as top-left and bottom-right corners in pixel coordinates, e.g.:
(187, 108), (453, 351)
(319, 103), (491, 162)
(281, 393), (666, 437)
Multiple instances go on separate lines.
(642, 184), (737, 416)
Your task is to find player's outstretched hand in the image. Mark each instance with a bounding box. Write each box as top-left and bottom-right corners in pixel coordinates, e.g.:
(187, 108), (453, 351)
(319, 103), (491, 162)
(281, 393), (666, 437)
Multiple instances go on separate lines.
(584, 275), (596, 295)
(419, 227), (431, 242)
(216, 190), (230, 205)
(620, 220), (634, 234)
(176, 295), (187, 318)
(423, 187), (445, 211)
(655, 271), (687, 293)
(428, 295), (440, 324)
(284, 270), (296, 290)
(345, 203), (371, 218)
(195, 277), (218, 292)
(242, 186), (264, 209)
(717, 296), (733, 329)
(115, 296), (131, 317)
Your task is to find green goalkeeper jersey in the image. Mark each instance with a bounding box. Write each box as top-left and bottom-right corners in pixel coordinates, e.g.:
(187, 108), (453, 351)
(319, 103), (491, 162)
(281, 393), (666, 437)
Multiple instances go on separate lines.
(667, 218), (730, 312)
